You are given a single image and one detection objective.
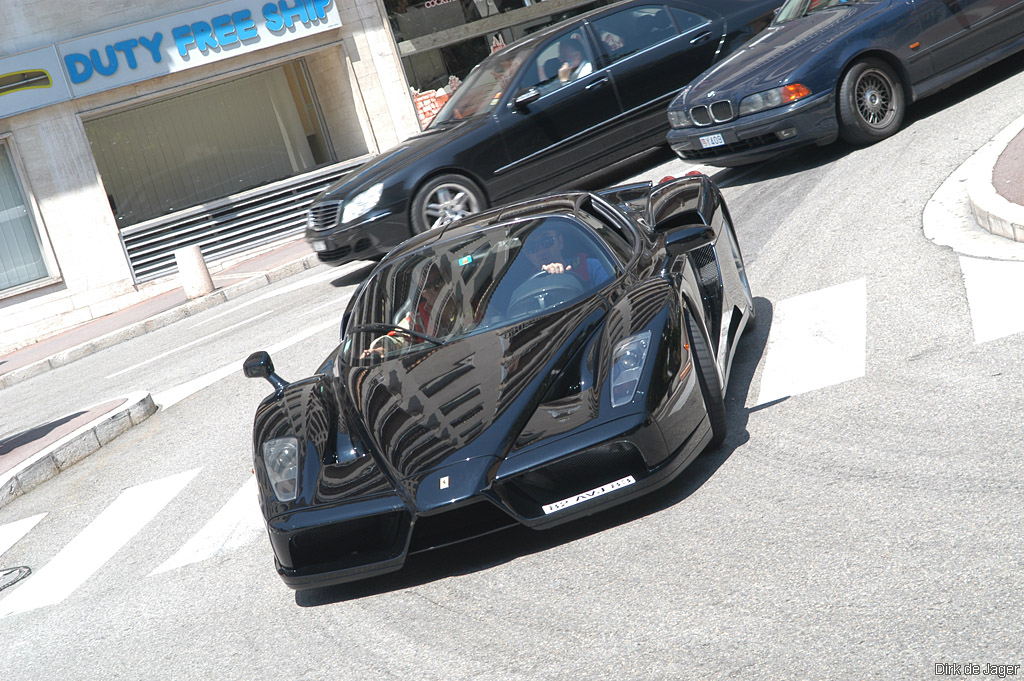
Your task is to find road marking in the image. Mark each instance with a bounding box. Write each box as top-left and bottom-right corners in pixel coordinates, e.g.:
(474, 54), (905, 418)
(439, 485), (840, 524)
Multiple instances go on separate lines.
(300, 293), (353, 317)
(959, 256), (1024, 343)
(153, 317), (338, 409)
(105, 311), (273, 379)
(0, 513), (47, 559)
(150, 477), (262, 575)
(0, 469), (199, 618)
(756, 278), (867, 406)
(189, 263), (361, 328)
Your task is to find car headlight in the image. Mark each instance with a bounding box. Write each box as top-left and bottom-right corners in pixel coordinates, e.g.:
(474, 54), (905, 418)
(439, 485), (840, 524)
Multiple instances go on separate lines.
(667, 108), (691, 128)
(738, 83), (811, 116)
(262, 437), (300, 502)
(342, 183), (384, 224)
(610, 331), (652, 408)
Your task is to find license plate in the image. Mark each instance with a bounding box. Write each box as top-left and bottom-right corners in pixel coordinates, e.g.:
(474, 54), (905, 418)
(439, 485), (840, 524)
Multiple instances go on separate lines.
(699, 133), (725, 149)
(541, 475), (636, 515)
(312, 241), (327, 252)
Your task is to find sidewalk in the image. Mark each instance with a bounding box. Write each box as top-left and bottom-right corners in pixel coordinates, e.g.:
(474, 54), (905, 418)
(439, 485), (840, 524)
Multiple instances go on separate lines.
(3, 119), (1024, 509)
(0, 237), (335, 507)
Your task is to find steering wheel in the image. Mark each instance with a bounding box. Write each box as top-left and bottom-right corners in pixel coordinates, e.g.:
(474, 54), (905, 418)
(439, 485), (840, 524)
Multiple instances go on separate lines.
(508, 271), (586, 318)
(365, 333), (404, 357)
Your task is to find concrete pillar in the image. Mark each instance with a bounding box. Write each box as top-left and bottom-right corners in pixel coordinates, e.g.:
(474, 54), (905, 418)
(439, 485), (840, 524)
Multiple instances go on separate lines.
(174, 245), (214, 299)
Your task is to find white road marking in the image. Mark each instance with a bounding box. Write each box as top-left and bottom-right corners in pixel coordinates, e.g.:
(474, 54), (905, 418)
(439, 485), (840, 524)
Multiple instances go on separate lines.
(105, 312), (273, 379)
(756, 278), (867, 406)
(0, 469), (200, 618)
(189, 265), (356, 328)
(959, 256), (1024, 343)
(153, 318), (338, 409)
(0, 513), (47, 559)
(150, 477), (262, 576)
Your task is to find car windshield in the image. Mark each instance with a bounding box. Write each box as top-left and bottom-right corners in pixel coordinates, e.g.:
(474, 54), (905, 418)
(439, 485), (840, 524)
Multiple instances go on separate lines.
(341, 215), (617, 362)
(774, 0), (865, 23)
(429, 43), (532, 126)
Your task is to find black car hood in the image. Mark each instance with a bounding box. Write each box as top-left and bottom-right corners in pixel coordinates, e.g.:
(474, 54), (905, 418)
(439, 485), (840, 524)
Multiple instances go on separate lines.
(320, 118), (488, 200)
(685, 2), (881, 98)
(337, 297), (608, 483)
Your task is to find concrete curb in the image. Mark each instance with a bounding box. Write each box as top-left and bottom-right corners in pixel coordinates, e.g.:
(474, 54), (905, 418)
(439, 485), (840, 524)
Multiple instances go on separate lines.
(0, 252), (321, 391)
(0, 391), (157, 510)
(966, 112), (1024, 243)
(924, 117), (1024, 262)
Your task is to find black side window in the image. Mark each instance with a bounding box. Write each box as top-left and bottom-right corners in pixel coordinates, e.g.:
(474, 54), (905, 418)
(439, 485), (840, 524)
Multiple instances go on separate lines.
(590, 5), (679, 65)
(669, 7), (711, 34)
(518, 26), (596, 94)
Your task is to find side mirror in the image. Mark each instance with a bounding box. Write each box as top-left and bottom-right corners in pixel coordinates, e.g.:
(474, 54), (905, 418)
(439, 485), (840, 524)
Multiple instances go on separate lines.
(244, 351), (288, 393)
(513, 87), (541, 110)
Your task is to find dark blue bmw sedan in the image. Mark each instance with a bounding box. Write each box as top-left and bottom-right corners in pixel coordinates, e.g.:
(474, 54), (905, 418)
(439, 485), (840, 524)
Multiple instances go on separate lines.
(666, 0), (1024, 166)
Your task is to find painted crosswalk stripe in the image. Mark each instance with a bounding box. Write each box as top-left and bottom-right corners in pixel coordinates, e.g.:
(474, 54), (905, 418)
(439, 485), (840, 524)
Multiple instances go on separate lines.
(959, 256), (1024, 344)
(756, 278), (867, 406)
(150, 476), (263, 576)
(0, 469), (200, 618)
(0, 513), (47, 559)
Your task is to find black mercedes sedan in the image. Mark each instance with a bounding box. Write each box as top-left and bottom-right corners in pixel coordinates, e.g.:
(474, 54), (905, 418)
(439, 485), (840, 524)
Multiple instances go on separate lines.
(666, 0), (1024, 166)
(246, 174), (754, 588)
(305, 0), (781, 265)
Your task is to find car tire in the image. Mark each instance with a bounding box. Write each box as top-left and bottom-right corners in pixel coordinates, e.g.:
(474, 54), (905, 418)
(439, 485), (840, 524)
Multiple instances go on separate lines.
(686, 312), (727, 449)
(411, 174), (486, 234)
(837, 58), (905, 146)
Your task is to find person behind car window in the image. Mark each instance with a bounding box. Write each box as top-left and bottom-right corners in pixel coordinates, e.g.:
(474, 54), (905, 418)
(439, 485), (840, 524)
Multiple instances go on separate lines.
(524, 226), (610, 285)
(557, 38), (593, 83)
(362, 266), (451, 358)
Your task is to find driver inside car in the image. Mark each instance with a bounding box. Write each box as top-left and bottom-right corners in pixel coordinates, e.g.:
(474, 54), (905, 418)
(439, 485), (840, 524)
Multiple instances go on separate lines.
(524, 226), (611, 285)
(361, 266), (453, 358)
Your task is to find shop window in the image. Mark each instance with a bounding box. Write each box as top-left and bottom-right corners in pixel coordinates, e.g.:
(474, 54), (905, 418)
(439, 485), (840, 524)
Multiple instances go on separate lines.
(84, 61), (333, 229)
(0, 141), (49, 292)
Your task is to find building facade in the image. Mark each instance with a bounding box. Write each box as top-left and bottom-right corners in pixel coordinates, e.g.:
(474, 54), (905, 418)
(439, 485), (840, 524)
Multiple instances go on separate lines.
(0, 0), (598, 354)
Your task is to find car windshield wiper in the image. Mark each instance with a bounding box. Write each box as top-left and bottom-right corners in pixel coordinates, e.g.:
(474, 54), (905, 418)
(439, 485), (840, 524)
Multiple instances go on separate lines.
(346, 323), (447, 347)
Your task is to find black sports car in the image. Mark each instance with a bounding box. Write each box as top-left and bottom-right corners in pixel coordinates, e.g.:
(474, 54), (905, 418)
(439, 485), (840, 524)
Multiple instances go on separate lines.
(304, 0), (782, 265)
(666, 0), (1024, 166)
(245, 175), (754, 589)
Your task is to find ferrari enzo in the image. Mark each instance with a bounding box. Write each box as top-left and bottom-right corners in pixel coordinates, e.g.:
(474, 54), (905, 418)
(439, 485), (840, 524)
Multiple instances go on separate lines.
(244, 174), (754, 589)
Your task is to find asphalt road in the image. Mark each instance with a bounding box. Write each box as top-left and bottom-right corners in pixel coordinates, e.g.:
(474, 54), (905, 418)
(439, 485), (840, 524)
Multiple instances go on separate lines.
(2, 51), (1024, 680)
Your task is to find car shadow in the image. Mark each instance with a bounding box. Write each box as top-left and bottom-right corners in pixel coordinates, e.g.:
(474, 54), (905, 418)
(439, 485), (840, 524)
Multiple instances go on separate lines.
(329, 261), (376, 287)
(295, 296), (776, 607)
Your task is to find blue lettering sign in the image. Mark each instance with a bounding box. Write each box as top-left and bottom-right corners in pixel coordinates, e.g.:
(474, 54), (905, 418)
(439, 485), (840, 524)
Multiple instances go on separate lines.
(172, 25), (196, 58)
(192, 21), (219, 51)
(278, 0), (310, 28)
(233, 11), (259, 41)
(262, 3), (284, 32)
(64, 53), (92, 84)
(138, 33), (163, 63)
(211, 15), (239, 46)
(113, 39), (140, 69)
(89, 46), (118, 76)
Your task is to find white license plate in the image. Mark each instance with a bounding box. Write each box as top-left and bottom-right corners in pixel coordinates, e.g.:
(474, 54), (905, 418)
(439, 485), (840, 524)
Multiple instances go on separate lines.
(541, 475), (636, 515)
(312, 241), (328, 252)
(699, 133), (725, 149)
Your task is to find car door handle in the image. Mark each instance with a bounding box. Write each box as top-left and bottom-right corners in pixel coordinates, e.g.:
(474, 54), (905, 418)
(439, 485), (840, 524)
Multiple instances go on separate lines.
(690, 31), (713, 45)
(585, 77), (609, 91)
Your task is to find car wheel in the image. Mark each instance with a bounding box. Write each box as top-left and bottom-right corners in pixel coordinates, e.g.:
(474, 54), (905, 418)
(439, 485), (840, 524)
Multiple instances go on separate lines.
(837, 58), (904, 146)
(411, 174), (486, 234)
(686, 312), (727, 449)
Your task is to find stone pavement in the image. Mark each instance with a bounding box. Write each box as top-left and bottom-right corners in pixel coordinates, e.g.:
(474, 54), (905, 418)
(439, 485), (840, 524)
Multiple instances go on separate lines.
(3, 115), (1024, 509)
